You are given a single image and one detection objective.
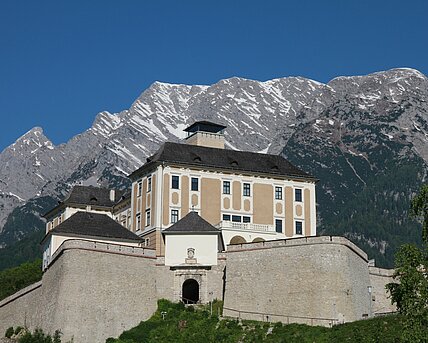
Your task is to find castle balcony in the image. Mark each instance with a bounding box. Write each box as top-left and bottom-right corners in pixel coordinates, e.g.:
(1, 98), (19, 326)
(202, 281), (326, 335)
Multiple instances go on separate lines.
(215, 220), (276, 234)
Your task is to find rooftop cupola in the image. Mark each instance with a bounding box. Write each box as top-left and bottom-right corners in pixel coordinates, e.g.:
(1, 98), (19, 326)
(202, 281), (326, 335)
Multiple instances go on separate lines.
(184, 121), (226, 149)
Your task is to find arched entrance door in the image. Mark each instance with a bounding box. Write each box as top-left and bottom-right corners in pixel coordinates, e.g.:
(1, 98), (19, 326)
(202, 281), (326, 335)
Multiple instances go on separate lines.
(182, 279), (199, 304)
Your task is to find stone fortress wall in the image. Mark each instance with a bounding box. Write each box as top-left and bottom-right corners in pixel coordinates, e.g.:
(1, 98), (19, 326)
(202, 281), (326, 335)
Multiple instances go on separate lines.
(0, 236), (395, 343)
(0, 240), (158, 343)
(222, 236), (395, 325)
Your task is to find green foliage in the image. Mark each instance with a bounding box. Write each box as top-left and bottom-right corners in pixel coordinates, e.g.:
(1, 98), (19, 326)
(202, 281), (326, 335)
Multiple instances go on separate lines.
(410, 183), (428, 244)
(0, 259), (42, 301)
(386, 184), (428, 342)
(5, 326), (14, 338)
(0, 230), (45, 271)
(107, 300), (405, 343)
(15, 326), (24, 335)
(18, 329), (64, 343)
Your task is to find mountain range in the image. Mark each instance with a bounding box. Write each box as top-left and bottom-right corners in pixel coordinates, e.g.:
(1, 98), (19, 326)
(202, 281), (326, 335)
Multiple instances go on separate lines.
(0, 67), (427, 269)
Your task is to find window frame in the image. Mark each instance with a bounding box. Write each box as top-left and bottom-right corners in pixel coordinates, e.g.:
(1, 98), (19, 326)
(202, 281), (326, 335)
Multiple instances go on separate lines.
(295, 221), (303, 235)
(223, 181), (231, 194)
(171, 209), (179, 224)
(243, 183), (251, 197)
(191, 177), (199, 191)
(295, 189), (302, 202)
(137, 180), (142, 197)
(145, 209), (151, 227)
(275, 219), (283, 233)
(275, 186), (283, 200)
(171, 175), (180, 189)
(147, 176), (152, 192)
(136, 213), (141, 231)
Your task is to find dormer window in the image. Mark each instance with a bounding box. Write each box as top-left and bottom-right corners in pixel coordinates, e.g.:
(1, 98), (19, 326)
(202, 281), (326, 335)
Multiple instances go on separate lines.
(90, 197), (97, 203)
(231, 161), (238, 167)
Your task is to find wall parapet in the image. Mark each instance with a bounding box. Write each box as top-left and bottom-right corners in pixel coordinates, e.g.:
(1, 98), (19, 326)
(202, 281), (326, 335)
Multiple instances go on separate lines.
(369, 266), (395, 277)
(48, 239), (156, 270)
(226, 235), (368, 262)
(0, 281), (42, 308)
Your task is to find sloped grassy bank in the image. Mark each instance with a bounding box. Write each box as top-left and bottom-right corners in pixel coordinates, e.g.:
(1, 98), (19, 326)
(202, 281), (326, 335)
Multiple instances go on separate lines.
(106, 300), (403, 343)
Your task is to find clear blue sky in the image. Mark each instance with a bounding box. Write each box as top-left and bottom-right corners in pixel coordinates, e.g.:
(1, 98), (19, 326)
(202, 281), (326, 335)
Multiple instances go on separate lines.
(1, 0), (427, 151)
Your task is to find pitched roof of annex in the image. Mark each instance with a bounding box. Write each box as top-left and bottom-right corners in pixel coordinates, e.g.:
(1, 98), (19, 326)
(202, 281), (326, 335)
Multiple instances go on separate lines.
(163, 211), (220, 234)
(41, 211), (142, 244)
(129, 142), (315, 181)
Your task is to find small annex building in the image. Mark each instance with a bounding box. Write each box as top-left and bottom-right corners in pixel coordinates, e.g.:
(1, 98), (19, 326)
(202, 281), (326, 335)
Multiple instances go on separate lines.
(41, 212), (142, 270)
(163, 211), (224, 267)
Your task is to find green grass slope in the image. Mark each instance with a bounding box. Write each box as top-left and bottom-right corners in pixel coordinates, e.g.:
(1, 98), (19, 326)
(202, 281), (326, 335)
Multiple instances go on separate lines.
(107, 300), (404, 343)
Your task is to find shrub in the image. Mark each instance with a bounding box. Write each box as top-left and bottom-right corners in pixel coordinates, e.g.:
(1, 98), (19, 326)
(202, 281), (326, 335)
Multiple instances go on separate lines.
(5, 326), (14, 338)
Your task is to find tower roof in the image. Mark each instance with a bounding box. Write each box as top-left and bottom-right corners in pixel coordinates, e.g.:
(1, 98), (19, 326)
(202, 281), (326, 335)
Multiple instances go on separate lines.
(183, 121), (226, 134)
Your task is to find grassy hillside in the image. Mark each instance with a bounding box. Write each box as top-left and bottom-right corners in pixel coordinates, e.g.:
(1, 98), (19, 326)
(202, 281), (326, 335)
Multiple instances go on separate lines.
(107, 300), (404, 343)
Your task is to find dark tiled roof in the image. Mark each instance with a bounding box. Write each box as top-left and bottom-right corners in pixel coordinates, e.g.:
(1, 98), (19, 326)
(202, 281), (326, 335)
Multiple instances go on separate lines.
(163, 212), (220, 233)
(43, 212), (141, 242)
(130, 142), (314, 180)
(64, 186), (124, 207)
(184, 121), (227, 133)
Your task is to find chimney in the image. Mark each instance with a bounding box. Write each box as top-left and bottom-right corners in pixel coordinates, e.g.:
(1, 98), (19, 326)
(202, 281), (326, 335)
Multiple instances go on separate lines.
(183, 121), (226, 149)
(110, 189), (115, 202)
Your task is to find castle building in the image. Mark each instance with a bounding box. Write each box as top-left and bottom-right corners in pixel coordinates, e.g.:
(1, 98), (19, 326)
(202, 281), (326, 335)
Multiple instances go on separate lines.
(0, 121), (396, 343)
(127, 121), (317, 258)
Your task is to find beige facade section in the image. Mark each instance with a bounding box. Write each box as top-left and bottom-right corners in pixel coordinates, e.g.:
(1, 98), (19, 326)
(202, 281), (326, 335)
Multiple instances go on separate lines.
(223, 197), (230, 209)
(276, 203), (283, 215)
(232, 181), (241, 211)
(296, 204), (303, 217)
(181, 176), (189, 217)
(140, 179), (147, 228)
(156, 230), (165, 256)
(147, 193), (151, 208)
(285, 187), (293, 237)
(253, 183), (273, 225)
(304, 189), (311, 236)
(162, 173), (170, 226)
(144, 231), (157, 250)
(171, 192), (179, 205)
(191, 194), (198, 207)
(185, 132), (225, 149)
(201, 178), (221, 225)
(132, 183), (138, 231)
(244, 199), (250, 212)
(151, 175), (157, 227)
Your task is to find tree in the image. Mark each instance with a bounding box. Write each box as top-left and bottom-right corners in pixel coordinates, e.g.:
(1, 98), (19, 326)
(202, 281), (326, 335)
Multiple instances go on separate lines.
(386, 184), (428, 343)
(410, 184), (428, 244)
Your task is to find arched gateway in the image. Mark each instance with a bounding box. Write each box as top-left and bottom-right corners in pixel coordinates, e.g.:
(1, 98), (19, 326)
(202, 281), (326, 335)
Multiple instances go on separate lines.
(182, 279), (199, 304)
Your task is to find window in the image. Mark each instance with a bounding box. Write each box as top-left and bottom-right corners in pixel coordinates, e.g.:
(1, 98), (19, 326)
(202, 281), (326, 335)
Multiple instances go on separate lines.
(172, 175), (179, 189)
(191, 177), (199, 191)
(295, 221), (303, 235)
(232, 215), (241, 223)
(243, 183), (251, 197)
(145, 210), (151, 227)
(171, 209), (179, 224)
(147, 177), (152, 192)
(295, 189), (302, 202)
(275, 186), (283, 200)
(136, 214), (141, 231)
(223, 181), (231, 194)
(144, 238), (150, 247)
(243, 216), (251, 223)
(223, 214), (231, 221)
(275, 219), (283, 233)
(137, 181), (142, 197)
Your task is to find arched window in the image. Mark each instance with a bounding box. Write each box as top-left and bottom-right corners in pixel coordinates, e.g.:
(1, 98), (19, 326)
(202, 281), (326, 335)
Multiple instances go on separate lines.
(252, 237), (265, 243)
(229, 235), (246, 245)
